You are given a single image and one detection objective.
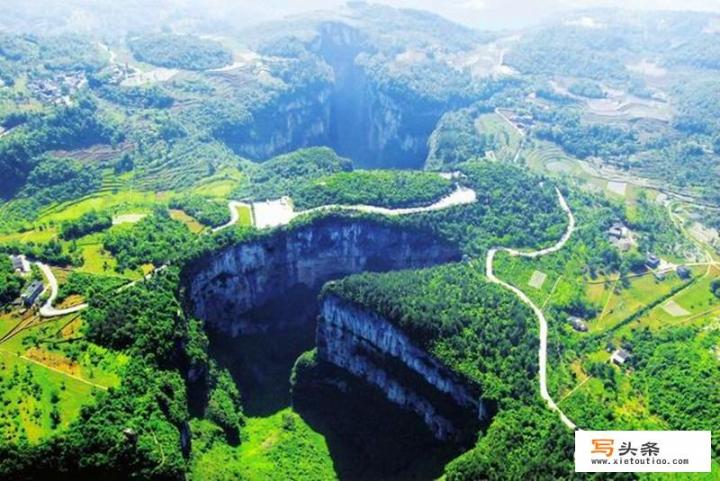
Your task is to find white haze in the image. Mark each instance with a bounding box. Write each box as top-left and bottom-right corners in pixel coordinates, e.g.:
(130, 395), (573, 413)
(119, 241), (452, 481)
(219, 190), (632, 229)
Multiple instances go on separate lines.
(214, 0), (720, 29)
(2, 0), (720, 32)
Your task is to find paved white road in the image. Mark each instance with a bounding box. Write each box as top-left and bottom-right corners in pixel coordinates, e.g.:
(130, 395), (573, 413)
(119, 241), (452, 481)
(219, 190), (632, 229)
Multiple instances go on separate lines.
(36, 182), (477, 316)
(212, 201), (253, 232)
(37, 262), (88, 318)
(485, 187), (577, 430)
(214, 183), (477, 232)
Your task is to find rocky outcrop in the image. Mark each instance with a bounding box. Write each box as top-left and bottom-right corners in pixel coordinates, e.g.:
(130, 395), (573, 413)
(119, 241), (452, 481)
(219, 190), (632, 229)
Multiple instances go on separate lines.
(230, 86), (333, 160)
(317, 294), (486, 441)
(186, 218), (459, 335)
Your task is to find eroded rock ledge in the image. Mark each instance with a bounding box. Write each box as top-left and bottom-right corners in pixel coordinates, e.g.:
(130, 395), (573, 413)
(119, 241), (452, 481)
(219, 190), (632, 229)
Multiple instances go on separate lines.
(185, 218), (460, 335)
(317, 294), (486, 441)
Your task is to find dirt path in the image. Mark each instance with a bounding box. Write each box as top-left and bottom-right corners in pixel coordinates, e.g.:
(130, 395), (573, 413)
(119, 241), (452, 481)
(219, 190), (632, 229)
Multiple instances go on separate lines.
(485, 187), (577, 430)
(0, 348), (108, 391)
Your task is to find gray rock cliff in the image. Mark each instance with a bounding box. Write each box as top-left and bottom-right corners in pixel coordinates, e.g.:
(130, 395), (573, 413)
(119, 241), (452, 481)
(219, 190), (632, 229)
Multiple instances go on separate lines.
(186, 219), (459, 334)
(317, 294), (487, 441)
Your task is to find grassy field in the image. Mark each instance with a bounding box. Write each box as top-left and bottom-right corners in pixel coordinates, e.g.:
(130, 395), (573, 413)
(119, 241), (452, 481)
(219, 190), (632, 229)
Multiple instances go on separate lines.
(474, 113), (522, 162)
(586, 272), (690, 333)
(493, 252), (564, 307)
(622, 264), (720, 332)
(74, 232), (118, 275)
(190, 166), (244, 199)
(190, 409), (336, 481)
(169, 209), (205, 233)
(233, 203), (253, 227)
(37, 189), (163, 224)
(0, 312), (126, 443)
(0, 228), (58, 244)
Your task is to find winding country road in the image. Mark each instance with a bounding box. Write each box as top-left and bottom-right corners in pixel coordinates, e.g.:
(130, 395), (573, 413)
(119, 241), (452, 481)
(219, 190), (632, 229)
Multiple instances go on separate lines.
(34, 172), (578, 431)
(212, 201), (253, 232)
(37, 179), (577, 430)
(35, 180), (579, 432)
(38, 184), (477, 316)
(214, 183), (477, 232)
(485, 187), (577, 430)
(37, 262), (88, 318)
(301, 184), (477, 217)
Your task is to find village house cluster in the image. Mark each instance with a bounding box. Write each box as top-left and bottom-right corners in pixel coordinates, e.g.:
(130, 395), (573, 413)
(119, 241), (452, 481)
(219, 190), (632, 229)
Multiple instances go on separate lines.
(28, 72), (86, 105)
(607, 220), (634, 251)
(7, 255), (45, 309)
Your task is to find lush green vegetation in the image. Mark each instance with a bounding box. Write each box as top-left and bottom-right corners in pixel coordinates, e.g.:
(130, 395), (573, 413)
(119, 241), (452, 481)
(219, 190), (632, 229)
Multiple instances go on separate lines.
(0, 7), (719, 480)
(0, 97), (119, 200)
(190, 409), (336, 481)
(534, 107), (638, 159)
(82, 269), (189, 365)
(406, 162), (567, 256)
(169, 195), (229, 228)
(671, 79), (720, 135)
(94, 84), (174, 109)
(629, 193), (692, 257)
(425, 107), (522, 169)
(629, 327), (720, 458)
(204, 368), (244, 444)
(0, 312), (126, 443)
(446, 404), (575, 481)
(292, 170), (453, 209)
(0, 255), (23, 305)
(568, 80), (606, 99)
(426, 107), (494, 169)
(235, 147), (352, 201)
(55, 271), (126, 303)
(128, 34), (232, 70)
(102, 209), (194, 271)
(323, 263), (537, 403)
(23, 156), (102, 204)
(0, 360), (190, 480)
(505, 26), (630, 80)
(60, 211), (112, 240)
(0, 239), (79, 266)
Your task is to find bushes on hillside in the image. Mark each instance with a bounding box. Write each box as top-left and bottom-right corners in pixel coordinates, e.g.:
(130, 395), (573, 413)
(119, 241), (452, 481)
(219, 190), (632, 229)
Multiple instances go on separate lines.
(103, 209), (193, 271)
(292, 170), (454, 209)
(128, 34), (232, 70)
(0, 256), (22, 305)
(60, 211), (112, 239)
(169, 196), (229, 228)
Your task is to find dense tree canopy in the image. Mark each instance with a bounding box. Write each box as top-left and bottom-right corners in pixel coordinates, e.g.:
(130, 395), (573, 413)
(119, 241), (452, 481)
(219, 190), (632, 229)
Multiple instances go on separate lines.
(60, 211), (113, 240)
(292, 170), (454, 210)
(323, 263), (538, 403)
(0, 255), (23, 305)
(169, 195), (229, 228)
(128, 34), (232, 71)
(235, 147), (352, 201)
(103, 210), (194, 272)
(0, 97), (119, 199)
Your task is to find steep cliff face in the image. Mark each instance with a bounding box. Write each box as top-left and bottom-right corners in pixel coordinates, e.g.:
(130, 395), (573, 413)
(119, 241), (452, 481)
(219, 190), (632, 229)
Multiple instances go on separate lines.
(231, 85), (333, 160)
(186, 219), (459, 335)
(313, 21), (450, 169)
(317, 294), (486, 441)
(229, 21), (452, 168)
